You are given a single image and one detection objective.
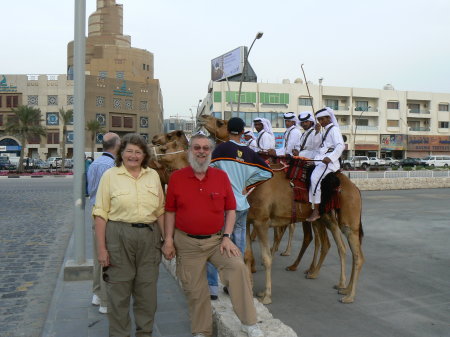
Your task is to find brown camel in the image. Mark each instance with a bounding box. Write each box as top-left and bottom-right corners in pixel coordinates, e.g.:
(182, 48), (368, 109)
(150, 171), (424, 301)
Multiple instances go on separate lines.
(198, 114), (365, 304)
(151, 130), (189, 147)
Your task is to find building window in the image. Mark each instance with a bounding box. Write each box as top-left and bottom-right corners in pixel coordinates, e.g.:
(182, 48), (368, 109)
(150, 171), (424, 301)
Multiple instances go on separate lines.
(0, 96), (2, 107)
(116, 71), (124, 79)
(387, 101), (399, 109)
(125, 99), (133, 110)
(146, 65), (149, 71)
(225, 91), (256, 104)
(0, 114), (3, 126)
(66, 131), (74, 144)
(96, 96), (105, 107)
(325, 99), (338, 110)
(408, 103), (420, 113)
(48, 95), (58, 105)
(27, 134), (41, 144)
(96, 133), (104, 144)
(139, 101), (148, 111)
(123, 116), (133, 128)
(140, 117), (149, 128)
(47, 132), (60, 144)
(7, 114), (18, 124)
(387, 120), (399, 127)
(67, 95), (74, 105)
(112, 116), (122, 127)
(113, 98), (122, 110)
(355, 101), (369, 111)
(7, 96), (19, 108)
(439, 121), (449, 128)
(46, 113), (59, 126)
(96, 113), (106, 126)
(260, 92), (289, 105)
(143, 64), (146, 70)
(213, 92), (222, 103)
(28, 95), (38, 106)
(438, 104), (449, 111)
(355, 118), (368, 126)
(99, 71), (108, 79)
(298, 97), (312, 106)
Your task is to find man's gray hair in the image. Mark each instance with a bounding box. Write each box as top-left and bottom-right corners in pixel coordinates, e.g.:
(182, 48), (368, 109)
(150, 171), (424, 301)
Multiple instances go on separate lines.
(189, 134), (215, 150)
(103, 133), (120, 151)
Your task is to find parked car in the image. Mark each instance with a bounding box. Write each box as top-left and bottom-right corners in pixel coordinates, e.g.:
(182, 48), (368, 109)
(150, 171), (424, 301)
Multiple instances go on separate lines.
(384, 157), (400, 167)
(398, 158), (428, 167)
(34, 159), (50, 169)
(368, 157), (386, 166)
(420, 156), (450, 168)
(47, 157), (62, 168)
(64, 159), (74, 168)
(342, 156), (370, 170)
(0, 157), (15, 170)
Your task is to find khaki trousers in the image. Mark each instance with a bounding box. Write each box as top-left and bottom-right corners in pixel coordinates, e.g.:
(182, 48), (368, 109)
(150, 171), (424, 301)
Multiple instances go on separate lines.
(174, 229), (257, 337)
(105, 221), (161, 337)
(92, 228), (108, 307)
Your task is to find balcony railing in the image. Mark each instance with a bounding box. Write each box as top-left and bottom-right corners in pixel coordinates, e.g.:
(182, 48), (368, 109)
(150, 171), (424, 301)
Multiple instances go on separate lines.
(409, 126), (430, 131)
(354, 107), (378, 112)
(354, 125), (379, 131)
(327, 105), (349, 111)
(408, 109), (430, 114)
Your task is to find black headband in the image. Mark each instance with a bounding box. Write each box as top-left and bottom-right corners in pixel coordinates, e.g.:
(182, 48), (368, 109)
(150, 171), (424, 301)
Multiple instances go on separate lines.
(315, 108), (327, 115)
(299, 114), (312, 122)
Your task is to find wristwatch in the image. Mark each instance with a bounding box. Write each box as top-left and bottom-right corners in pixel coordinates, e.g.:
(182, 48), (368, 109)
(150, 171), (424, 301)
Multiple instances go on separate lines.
(222, 233), (231, 239)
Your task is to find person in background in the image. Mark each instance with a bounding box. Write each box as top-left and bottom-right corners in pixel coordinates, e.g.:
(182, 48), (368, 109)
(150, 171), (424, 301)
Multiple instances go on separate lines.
(306, 108), (344, 222)
(243, 129), (258, 152)
(298, 111), (321, 159)
(84, 156), (93, 197)
(252, 117), (275, 152)
(93, 133), (165, 337)
(162, 133), (264, 337)
(271, 112), (301, 156)
(87, 132), (121, 314)
(207, 117), (272, 299)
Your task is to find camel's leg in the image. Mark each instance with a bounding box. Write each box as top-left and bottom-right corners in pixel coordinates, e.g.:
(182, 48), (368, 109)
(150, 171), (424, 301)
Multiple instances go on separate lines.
(250, 226), (257, 241)
(244, 222), (256, 274)
(271, 226), (286, 256)
(338, 230), (365, 303)
(254, 222), (273, 305)
(306, 222), (330, 279)
(281, 223), (296, 256)
(285, 222), (313, 271)
(305, 221), (321, 275)
(325, 214), (347, 290)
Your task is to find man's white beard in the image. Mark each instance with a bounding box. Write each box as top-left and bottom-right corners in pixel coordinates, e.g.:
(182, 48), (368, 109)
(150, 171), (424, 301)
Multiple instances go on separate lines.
(188, 151), (211, 173)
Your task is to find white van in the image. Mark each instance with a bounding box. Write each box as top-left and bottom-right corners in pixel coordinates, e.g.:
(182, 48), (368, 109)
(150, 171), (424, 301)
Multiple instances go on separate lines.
(421, 156), (450, 168)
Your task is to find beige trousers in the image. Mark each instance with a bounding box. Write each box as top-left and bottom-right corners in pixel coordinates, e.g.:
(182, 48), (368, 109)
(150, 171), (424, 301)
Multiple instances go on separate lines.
(174, 229), (257, 337)
(104, 221), (161, 337)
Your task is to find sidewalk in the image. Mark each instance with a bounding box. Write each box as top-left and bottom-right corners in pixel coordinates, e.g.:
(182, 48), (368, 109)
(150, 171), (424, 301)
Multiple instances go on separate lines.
(41, 203), (192, 337)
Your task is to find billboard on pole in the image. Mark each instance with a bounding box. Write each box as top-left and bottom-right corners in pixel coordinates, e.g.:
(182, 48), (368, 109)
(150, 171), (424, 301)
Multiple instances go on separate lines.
(211, 47), (244, 81)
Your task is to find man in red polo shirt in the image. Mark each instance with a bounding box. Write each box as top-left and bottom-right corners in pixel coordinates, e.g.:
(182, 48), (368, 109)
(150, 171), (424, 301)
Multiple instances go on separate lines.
(162, 134), (264, 337)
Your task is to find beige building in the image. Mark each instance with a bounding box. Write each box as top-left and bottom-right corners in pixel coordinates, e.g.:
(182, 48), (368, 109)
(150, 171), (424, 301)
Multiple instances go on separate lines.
(0, 0), (163, 159)
(201, 80), (450, 159)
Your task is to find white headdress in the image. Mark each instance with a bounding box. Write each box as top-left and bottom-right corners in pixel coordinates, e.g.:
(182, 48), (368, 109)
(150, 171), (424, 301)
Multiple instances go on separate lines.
(298, 111), (315, 125)
(283, 112), (299, 125)
(243, 129), (256, 140)
(315, 107), (339, 128)
(253, 117), (274, 135)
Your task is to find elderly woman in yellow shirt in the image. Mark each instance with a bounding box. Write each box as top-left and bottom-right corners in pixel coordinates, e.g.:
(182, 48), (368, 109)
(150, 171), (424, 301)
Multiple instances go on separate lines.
(93, 133), (164, 337)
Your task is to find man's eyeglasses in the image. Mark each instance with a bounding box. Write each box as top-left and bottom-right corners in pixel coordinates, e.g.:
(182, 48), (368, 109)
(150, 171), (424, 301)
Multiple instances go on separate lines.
(192, 145), (211, 151)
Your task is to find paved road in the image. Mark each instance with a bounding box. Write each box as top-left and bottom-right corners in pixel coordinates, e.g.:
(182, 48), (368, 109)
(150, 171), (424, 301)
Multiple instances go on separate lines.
(250, 188), (450, 337)
(0, 178), (74, 337)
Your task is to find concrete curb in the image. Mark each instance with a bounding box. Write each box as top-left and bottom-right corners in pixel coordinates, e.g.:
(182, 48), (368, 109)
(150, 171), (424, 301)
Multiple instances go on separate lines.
(0, 175), (73, 179)
(162, 258), (297, 337)
(352, 176), (450, 190)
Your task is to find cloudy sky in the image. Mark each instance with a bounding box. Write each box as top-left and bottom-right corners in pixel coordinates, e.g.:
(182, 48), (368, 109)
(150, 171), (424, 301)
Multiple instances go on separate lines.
(1, 0), (450, 118)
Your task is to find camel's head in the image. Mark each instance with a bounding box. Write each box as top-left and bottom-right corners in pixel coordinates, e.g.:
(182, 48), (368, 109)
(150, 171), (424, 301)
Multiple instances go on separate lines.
(152, 130), (187, 146)
(154, 140), (189, 172)
(198, 114), (229, 141)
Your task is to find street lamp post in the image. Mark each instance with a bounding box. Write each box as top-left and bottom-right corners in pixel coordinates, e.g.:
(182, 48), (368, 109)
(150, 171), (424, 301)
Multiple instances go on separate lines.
(236, 32), (263, 114)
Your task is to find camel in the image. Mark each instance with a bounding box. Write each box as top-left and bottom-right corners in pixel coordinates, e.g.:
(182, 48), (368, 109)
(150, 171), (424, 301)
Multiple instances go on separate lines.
(151, 129), (189, 147)
(198, 114), (365, 304)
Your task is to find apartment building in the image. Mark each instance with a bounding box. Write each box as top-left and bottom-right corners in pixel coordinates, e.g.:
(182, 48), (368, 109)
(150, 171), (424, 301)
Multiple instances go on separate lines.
(201, 80), (450, 159)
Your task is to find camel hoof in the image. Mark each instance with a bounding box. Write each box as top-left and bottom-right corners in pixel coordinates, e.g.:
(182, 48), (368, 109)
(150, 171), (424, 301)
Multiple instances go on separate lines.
(339, 295), (354, 304)
(251, 267), (257, 274)
(303, 269), (311, 274)
(258, 296), (272, 305)
(256, 291), (265, 298)
(305, 273), (318, 279)
(285, 266), (297, 272)
(334, 284), (346, 290)
(338, 288), (350, 295)
(280, 251), (290, 256)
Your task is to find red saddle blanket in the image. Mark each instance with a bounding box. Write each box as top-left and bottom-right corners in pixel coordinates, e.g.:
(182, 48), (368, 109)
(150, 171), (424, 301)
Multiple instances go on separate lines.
(286, 157), (341, 214)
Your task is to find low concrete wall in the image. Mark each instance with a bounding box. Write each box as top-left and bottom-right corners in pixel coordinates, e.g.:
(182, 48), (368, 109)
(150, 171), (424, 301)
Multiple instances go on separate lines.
(162, 258), (297, 337)
(352, 177), (450, 190)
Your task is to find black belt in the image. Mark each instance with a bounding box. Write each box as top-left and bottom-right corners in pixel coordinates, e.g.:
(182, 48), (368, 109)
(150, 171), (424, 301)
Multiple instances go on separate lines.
(186, 232), (221, 240)
(131, 223), (153, 230)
